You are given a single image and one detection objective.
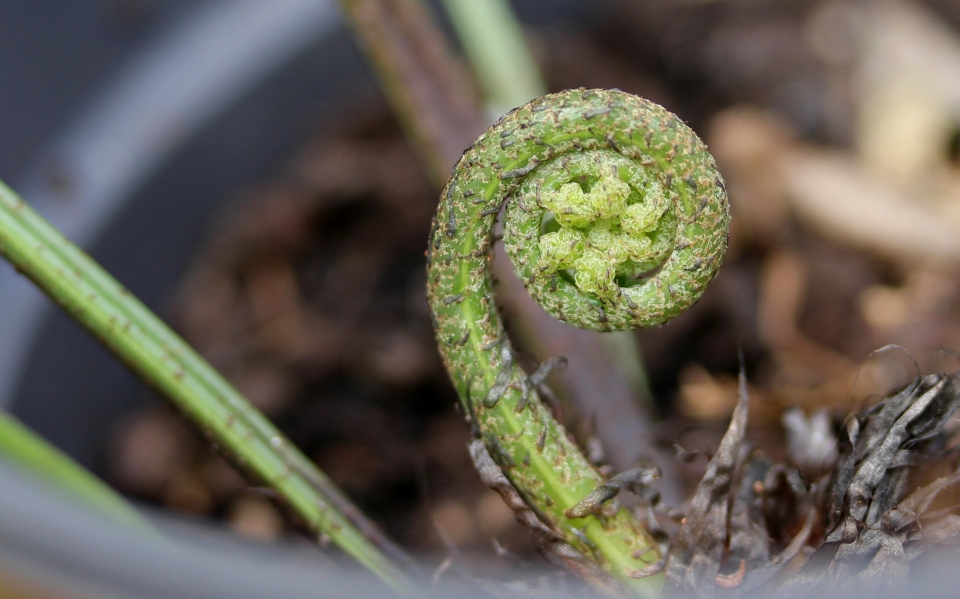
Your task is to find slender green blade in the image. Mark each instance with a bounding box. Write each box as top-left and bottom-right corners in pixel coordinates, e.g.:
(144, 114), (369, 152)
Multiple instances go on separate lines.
(0, 179), (412, 593)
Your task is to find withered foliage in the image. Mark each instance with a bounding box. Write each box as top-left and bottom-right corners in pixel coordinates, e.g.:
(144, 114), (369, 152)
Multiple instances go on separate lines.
(660, 370), (960, 598)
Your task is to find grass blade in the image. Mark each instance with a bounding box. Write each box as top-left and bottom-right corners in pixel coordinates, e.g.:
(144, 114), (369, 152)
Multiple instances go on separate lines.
(0, 179), (413, 593)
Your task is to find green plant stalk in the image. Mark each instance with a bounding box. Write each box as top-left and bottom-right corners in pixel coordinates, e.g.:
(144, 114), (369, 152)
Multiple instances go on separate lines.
(336, 0), (487, 189)
(439, 0), (546, 116)
(0, 179), (412, 593)
(427, 89), (729, 594)
(0, 410), (151, 531)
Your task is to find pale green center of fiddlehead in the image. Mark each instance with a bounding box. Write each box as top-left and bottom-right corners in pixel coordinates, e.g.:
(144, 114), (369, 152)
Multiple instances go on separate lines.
(502, 136), (710, 332)
(536, 151), (673, 303)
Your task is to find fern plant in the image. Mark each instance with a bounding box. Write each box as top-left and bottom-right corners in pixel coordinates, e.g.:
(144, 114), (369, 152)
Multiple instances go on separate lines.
(426, 87), (728, 594)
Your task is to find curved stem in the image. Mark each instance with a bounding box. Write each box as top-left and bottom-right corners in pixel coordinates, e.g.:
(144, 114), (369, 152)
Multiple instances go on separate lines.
(443, 0), (662, 474)
(0, 179), (414, 593)
(427, 88), (728, 594)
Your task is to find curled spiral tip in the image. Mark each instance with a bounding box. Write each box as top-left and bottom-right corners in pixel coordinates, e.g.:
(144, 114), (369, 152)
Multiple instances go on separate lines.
(426, 88), (728, 590)
(498, 89), (729, 331)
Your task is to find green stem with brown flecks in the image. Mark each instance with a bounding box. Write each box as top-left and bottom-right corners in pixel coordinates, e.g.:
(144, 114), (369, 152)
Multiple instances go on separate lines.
(426, 88), (729, 594)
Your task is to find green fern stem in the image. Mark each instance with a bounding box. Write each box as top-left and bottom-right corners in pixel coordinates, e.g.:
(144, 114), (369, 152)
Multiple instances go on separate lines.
(426, 88), (728, 593)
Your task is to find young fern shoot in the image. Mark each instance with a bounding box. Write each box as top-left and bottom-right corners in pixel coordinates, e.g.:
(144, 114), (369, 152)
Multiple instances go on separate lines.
(426, 89), (729, 592)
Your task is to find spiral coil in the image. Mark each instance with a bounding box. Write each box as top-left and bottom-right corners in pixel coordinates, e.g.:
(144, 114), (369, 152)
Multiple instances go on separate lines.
(427, 88), (728, 590)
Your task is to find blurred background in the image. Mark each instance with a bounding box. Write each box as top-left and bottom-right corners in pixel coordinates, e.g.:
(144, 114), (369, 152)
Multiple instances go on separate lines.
(4, 0), (960, 593)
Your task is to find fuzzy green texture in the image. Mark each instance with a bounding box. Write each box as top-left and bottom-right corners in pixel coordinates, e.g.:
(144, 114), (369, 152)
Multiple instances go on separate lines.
(0, 179), (412, 593)
(427, 88), (728, 593)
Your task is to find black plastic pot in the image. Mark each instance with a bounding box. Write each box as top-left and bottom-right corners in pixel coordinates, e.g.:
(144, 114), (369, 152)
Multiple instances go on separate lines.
(0, 0), (375, 469)
(0, 3), (399, 596)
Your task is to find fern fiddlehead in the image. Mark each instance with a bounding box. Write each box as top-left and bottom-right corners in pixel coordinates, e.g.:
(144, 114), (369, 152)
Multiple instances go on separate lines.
(426, 88), (729, 592)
